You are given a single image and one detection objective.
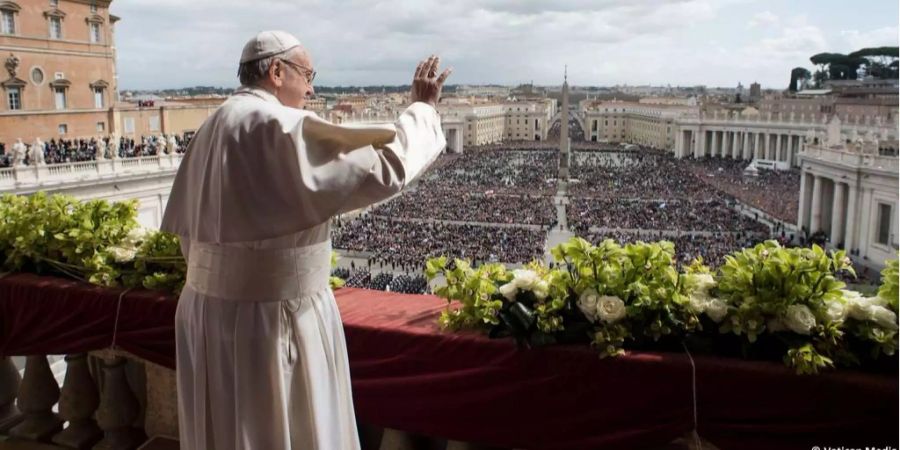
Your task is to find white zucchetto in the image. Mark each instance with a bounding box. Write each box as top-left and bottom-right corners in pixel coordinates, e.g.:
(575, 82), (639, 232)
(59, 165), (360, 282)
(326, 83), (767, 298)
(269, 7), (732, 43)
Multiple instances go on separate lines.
(240, 30), (302, 63)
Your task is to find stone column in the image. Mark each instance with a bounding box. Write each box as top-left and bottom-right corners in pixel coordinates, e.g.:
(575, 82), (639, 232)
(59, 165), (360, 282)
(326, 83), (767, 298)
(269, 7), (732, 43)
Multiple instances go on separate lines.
(712, 131), (719, 157)
(810, 175), (824, 233)
(858, 188), (874, 258)
(732, 131), (739, 159)
(797, 172), (809, 231)
(742, 131), (751, 160)
(0, 357), (22, 433)
(52, 354), (102, 448)
(831, 182), (846, 247)
(9, 356), (63, 441)
(695, 130), (705, 158)
(845, 184), (858, 253)
(94, 356), (145, 450)
(756, 132), (763, 159)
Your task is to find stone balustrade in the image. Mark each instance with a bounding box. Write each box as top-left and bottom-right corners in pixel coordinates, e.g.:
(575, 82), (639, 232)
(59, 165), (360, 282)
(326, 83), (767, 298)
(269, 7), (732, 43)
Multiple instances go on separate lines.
(0, 354), (513, 450)
(800, 147), (899, 173)
(0, 154), (183, 193)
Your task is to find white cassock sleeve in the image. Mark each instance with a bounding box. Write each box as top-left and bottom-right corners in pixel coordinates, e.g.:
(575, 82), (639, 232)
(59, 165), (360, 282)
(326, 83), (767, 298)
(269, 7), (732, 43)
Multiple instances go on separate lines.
(161, 99), (445, 243)
(300, 102), (446, 217)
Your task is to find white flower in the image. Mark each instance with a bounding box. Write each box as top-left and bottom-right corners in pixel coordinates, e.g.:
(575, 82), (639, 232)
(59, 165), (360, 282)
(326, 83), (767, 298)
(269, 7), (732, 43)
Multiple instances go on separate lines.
(704, 298), (729, 323)
(577, 288), (600, 322)
(824, 298), (849, 323)
(124, 226), (150, 246)
(868, 306), (899, 331)
(846, 294), (889, 321)
(109, 246), (136, 263)
(533, 280), (549, 300)
(692, 273), (716, 295)
(498, 282), (518, 302)
(511, 269), (540, 290)
(596, 295), (627, 323)
(784, 304), (816, 335)
(688, 293), (709, 314)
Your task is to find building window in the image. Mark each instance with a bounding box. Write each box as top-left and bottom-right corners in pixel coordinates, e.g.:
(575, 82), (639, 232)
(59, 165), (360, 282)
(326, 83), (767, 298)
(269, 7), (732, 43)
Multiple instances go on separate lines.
(6, 87), (20, 110)
(149, 116), (160, 132)
(50, 0), (58, 6)
(876, 203), (893, 246)
(31, 68), (44, 84)
(90, 2), (97, 13)
(58, 123), (67, 135)
(96, 121), (105, 132)
(49, 16), (62, 39)
(90, 22), (100, 43)
(1, 9), (14, 34)
(54, 87), (66, 109)
(93, 87), (103, 108)
(124, 117), (135, 133)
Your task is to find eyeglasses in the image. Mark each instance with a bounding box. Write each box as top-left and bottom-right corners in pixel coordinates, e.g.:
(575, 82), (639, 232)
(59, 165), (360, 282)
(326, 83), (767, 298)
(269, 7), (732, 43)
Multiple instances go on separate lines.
(279, 59), (316, 84)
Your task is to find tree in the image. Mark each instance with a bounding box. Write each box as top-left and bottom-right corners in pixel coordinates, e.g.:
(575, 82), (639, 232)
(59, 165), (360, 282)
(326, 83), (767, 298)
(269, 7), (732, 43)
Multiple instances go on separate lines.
(789, 67), (812, 91)
(809, 53), (865, 81)
(849, 46), (899, 79)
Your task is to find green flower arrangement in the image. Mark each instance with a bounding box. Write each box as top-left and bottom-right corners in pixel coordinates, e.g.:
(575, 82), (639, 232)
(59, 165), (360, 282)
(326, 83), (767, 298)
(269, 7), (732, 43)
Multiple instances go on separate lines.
(427, 237), (899, 374)
(0, 193), (346, 293)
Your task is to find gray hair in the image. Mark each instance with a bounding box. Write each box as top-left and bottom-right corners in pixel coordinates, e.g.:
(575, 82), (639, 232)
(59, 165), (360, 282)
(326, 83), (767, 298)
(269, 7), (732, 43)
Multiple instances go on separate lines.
(237, 55), (279, 87)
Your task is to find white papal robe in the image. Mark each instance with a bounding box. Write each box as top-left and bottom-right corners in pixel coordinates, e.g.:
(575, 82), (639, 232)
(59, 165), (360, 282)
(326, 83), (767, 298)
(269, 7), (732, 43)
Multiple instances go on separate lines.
(160, 86), (446, 450)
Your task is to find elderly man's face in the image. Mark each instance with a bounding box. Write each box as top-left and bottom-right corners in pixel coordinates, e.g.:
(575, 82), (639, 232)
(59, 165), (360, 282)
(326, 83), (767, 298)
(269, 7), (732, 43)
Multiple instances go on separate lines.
(269, 48), (316, 109)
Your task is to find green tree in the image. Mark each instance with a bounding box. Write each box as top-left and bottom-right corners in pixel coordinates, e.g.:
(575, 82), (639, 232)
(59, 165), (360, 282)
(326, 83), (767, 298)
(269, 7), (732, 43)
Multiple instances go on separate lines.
(789, 67), (812, 91)
(849, 46), (899, 79)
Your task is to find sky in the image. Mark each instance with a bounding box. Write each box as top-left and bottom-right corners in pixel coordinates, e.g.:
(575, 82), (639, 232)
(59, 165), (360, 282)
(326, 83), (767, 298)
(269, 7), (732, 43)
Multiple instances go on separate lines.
(110, 0), (899, 90)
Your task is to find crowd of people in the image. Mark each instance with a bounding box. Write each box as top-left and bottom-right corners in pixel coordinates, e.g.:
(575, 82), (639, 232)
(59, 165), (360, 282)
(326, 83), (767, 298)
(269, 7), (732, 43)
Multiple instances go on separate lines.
(681, 156), (801, 223)
(0, 134), (192, 168)
(584, 230), (767, 268)
(333, 215), (546, 268)
(417, 148), (559, 195)
(332, 267), (431, 294)
(570, 150), (719, 200)
(568, 198), (769, 235)
(372, 188), (555, 226)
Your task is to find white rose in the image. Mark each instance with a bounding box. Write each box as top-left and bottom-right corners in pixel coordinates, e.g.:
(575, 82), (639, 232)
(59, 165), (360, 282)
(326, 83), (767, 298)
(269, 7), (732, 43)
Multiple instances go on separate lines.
(533, 280), (549, 300)
(783, 304), (816, 335)
(704, 298), (729, 323)
(577, 288), (600, 322)
(109, 246), (136, 263)
(512, 269), (540, 290)
(688, 293), (709, 314)
(692, 273), (716, 296)
(596, 295), (626, 324)
(824, 299), (848, 323)
(866, 305), (899, 331)
(498, 282), (518, 302)
(125, 226), (150, 245)
(846, 295), (887, 321)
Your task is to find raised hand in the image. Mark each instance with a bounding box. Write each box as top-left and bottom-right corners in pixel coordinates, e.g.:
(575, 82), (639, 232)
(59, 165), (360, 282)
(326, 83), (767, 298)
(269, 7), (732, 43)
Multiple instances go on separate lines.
(411, 55), (452, 107)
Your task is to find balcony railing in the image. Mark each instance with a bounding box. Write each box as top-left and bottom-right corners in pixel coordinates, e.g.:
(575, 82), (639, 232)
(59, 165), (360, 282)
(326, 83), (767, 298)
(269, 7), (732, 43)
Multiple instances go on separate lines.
(0, 155), (184, 193)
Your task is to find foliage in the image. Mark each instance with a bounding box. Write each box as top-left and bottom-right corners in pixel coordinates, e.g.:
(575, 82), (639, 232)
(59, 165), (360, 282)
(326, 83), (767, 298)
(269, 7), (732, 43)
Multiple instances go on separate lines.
(0, 193), (346, 295)
(427, 238), (898, 375)
(877, 258), (898, 311)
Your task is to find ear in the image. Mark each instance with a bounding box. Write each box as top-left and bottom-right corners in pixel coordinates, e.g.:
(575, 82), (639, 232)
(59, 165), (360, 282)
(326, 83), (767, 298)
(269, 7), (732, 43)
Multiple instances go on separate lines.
(269, 60), (284, 88)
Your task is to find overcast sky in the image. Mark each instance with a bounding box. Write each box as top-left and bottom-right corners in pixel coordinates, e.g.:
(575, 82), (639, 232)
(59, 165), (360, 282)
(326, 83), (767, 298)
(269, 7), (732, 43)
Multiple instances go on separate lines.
(110, 0), (898, 90)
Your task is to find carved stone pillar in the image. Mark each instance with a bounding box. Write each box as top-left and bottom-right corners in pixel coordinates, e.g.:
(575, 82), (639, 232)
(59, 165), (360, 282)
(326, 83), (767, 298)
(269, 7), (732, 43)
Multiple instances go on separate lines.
(53, 354), (102, 449)
(9, 355), (64, 441)
(0, 356), (23, 433)
(94, 357), (145, 450)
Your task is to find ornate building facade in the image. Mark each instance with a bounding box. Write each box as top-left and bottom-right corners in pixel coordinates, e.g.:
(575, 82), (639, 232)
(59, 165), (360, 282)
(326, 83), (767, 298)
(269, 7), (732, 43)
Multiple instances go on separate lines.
(0, 0), (118, 143)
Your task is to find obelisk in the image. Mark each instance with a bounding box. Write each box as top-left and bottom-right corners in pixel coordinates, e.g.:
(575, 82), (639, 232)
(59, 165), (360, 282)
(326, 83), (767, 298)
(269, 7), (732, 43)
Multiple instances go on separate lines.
(559, 66), (570, 179)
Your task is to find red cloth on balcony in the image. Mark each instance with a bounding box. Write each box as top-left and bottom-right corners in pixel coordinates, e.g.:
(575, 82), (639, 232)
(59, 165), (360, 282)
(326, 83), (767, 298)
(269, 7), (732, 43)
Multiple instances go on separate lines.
(1, 275), (896, 449)
(0, 273), (177, 368)
(335, 288), (898, 450)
